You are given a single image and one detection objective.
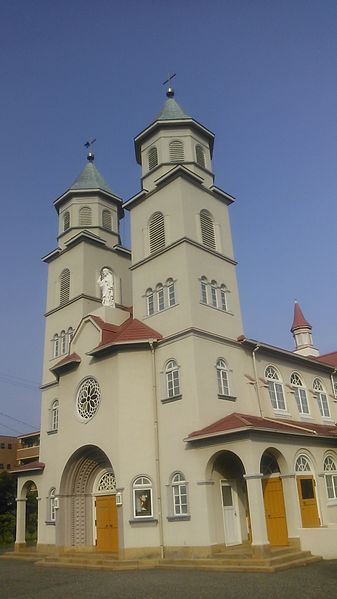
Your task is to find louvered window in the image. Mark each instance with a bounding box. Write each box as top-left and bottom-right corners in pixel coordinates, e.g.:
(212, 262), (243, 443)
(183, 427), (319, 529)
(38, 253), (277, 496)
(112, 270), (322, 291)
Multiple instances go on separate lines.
(102, 209), (112, 231)
(200, 210), (216, 250)
(63, 211), (70, 232)
(169, 140), (184, 162)
(149, 212), (165, 254)
(195, 145), (206, 168)
(148, 146), (158, 170)
(60, 269), (70, 306)
(79, 206), (92, 226)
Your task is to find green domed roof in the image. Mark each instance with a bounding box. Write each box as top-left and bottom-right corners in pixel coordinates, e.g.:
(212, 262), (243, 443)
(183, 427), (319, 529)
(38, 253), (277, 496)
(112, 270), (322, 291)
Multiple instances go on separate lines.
(70, 160), (113, 194)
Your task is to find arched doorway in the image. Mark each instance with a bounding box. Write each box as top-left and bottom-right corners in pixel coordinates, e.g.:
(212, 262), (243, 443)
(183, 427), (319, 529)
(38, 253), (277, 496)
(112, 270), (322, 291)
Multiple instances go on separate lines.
(295, 454), (320, 528)
(19, 481), (38, 546)
(209, 451), (249, 546)
(261, 449), (288, 546)
(59, 446), (118, 551)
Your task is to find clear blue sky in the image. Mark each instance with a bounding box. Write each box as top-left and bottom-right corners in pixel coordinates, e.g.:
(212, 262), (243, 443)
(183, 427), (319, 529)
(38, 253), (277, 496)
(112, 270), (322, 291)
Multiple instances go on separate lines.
(0, 1), (336, 434)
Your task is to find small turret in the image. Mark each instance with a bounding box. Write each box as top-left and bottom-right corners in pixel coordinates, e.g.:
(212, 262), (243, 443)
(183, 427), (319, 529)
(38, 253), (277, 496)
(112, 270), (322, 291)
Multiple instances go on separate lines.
(291, 301), (319, 357)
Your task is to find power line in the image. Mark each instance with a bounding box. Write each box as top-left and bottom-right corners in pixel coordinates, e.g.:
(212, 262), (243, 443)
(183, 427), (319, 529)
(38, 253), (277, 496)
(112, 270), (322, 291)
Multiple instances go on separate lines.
(0, 412), (38, 430)
(0, 371), (40, 390)
(0, 421), (23, 435)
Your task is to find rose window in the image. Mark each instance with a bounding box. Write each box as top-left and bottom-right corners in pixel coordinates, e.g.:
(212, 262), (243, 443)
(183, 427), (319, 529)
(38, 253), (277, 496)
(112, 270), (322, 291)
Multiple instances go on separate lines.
(76, 378), (101, 420)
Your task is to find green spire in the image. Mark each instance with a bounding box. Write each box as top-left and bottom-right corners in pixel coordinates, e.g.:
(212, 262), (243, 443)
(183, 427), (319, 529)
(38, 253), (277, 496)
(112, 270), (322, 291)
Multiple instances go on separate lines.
(155, 89), (190, 121)
(70, 160), (113, 194)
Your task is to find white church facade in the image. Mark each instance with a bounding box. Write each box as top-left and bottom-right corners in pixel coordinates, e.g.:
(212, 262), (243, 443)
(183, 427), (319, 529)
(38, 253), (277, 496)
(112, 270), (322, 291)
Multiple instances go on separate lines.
(14, 88), (337, 560)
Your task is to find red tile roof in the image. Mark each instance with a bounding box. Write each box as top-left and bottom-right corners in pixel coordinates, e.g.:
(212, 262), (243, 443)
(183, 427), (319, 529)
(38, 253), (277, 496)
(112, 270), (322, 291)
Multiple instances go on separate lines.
(187, 412), (337, 441)
(291, 301), (312, 332)
(50, 352), (81, 373)
(11, 461), (45, 474)
(315, 351), (337, 367)
(91, 316), (162, 350)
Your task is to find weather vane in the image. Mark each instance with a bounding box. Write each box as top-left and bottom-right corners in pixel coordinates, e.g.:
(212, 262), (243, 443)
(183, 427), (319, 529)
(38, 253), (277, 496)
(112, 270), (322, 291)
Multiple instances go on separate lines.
(84, 138), (96, 161)
(163, 73), (176, 97)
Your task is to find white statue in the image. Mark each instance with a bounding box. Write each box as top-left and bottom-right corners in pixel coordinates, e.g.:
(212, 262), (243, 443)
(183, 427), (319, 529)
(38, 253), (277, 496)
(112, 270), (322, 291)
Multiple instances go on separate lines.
(97, 268), (115, 307)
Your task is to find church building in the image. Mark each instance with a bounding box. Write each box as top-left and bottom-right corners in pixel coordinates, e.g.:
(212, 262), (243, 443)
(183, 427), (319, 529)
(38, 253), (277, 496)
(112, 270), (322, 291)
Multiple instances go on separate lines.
(14, 87), (337, 562)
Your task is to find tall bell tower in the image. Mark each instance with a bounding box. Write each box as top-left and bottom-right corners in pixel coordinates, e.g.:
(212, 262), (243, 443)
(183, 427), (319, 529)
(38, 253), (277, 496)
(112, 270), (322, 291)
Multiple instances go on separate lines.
(42, 151), (132, 384)
(125, 86), (243, 341)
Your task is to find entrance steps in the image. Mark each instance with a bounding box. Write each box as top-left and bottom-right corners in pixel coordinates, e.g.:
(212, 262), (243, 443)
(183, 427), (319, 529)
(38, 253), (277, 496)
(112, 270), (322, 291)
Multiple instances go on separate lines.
(1, 545), (321, 573)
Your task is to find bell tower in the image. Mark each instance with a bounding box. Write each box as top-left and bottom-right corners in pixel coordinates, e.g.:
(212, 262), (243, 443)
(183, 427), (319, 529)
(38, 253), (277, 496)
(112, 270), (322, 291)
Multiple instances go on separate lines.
(41, 151), (132, 384)
(125, 86), (243, 341)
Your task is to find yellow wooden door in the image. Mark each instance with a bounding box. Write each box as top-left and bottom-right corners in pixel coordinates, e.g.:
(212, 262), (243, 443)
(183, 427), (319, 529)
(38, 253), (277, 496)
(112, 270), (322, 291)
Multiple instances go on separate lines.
(262, 477), (288, 546)
(96, 495), (118, 552)
(297, 476), (320, 528)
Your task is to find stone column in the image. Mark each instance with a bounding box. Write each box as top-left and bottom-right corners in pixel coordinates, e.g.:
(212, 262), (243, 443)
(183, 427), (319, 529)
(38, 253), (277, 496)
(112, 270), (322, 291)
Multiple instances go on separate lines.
(244, 473), (269, 548)
(15, 498), (27, 548)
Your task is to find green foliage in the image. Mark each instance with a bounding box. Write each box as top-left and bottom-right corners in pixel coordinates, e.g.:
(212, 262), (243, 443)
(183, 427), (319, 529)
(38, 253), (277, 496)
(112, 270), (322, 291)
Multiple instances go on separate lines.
(0, 471), (16, 516)
(0, 513), (16, 544)
(25, 489), (37, 544)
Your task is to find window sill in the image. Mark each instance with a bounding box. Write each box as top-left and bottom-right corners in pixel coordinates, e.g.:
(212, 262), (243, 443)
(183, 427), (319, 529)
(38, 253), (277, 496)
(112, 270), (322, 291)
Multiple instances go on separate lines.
(299, 414), (313, 420)
(272, 410), (291, 417)
(161, 394), (182, 404)
(145, 303), (179, 319)
(45, 521), (55, 526)
(218, 394), (236, 402)
(129, 518), (158, 524)
(47, 430), (58, 435)
(167, 515), (191, 522)
(200, 301), (232, 315)
(327, 499), (337, 506)
(322, 417), (333, 422)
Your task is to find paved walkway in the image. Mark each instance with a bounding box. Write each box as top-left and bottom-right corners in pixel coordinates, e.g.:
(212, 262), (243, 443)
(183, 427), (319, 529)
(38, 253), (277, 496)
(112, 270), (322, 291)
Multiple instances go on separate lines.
(1, 559), (337, 599)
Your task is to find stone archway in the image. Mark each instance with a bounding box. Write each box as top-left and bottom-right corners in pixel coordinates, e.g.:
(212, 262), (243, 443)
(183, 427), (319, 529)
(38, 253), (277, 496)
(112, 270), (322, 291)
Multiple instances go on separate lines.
(58, 445), (115, 550)
(207, 451), (248, 547)
(15, 479), (39, 548)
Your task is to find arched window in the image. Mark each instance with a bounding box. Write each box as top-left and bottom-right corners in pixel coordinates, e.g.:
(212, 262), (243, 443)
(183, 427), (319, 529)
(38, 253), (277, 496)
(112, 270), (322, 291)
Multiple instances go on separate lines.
(149, 212), (165, 254)
(79, 206), (92, 226)
(165, 360), (180, 398)
(324, 456), (337, 500)
(295, 455), (311, 472)
(51, 400), (59, 432)
(156, 283), (165, 311)
(133, 476), (153, 518)
(63, 211), (70, 232)
(166, 278), (176, 307)
(200, 276), (208, 304)
(265, 366), (286, 411)
(290, 372), (309, 415)
(60, 269), (70, 305)
(148, 146), (158, 170)
(49, 488), (56, 522)
(217, 359), (230, 396)
(260, 452), (280, 475)
(146, 288), (154, 316)
(102, 209), (112, 231)
(200, 210), (216, 250)
(171, 472), (188, 516)
(313, 378), (330, 418)
(195, 145), (206, 168)
(220, 285), (228, 311)
(67, 327), (74, 348)
(53, 334), (59, 358)
(60, 330), (66, 355)
(210, 280), (218, 308)
(169, 140), (184, 162)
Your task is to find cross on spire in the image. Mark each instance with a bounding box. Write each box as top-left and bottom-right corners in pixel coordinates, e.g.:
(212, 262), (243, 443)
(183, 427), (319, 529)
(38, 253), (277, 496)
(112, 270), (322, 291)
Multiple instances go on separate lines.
(163, 73), (176, 97)
(84, 138), (96, 161)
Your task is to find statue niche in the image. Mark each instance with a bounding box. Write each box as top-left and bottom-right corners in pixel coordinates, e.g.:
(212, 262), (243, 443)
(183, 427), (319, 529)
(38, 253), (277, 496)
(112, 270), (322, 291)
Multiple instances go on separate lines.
(97, 267), (115, 307)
